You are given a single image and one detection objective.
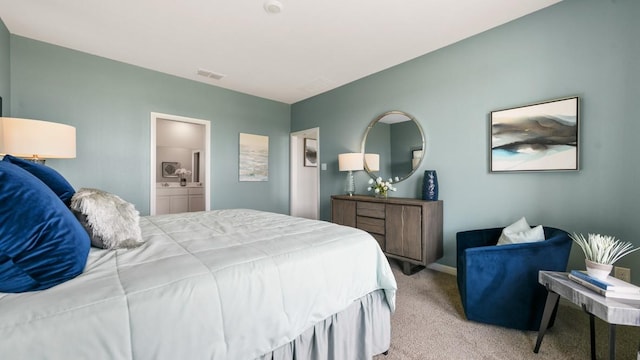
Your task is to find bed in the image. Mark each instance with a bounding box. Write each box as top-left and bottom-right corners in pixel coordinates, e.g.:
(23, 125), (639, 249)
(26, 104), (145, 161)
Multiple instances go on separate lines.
(0, 208), (397, 359)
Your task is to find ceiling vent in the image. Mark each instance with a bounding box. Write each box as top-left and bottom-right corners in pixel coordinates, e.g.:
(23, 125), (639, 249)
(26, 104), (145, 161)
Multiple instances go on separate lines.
(197, 69), (225, 80)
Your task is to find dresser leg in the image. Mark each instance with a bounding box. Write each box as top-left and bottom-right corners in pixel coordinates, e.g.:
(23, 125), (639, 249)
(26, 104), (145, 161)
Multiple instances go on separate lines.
(401, 261), (424, 275)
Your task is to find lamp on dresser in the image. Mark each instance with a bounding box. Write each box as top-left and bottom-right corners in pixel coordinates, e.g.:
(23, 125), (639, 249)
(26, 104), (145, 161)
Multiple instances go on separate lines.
(338, 152), (363, 196)
(0, 117), (76, 164)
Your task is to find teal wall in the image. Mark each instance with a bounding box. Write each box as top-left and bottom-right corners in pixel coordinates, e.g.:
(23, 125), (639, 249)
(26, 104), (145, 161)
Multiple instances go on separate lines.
(9, 36), (291, 216)
(0, 19), (9, 115)
(292, 0), (640, 280)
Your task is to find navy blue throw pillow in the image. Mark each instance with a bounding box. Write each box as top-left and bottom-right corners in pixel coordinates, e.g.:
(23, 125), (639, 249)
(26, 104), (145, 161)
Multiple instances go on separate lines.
(2, 154), (75, 206)
(0, 161), (90, 293)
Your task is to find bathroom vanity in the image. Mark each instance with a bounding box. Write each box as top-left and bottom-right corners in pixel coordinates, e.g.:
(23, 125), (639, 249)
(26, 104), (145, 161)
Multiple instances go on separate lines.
(156, 183), (205, 214)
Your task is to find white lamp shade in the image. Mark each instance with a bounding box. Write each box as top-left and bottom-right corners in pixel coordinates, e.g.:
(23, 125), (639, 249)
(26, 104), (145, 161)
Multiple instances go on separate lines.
(0, 117), (76, 159)
(338, 153), (363, 171)
(364, 153), (379, 172)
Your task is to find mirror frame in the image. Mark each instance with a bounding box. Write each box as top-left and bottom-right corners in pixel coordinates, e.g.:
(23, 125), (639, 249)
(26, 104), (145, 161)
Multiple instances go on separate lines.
(361, 110), (425, 184)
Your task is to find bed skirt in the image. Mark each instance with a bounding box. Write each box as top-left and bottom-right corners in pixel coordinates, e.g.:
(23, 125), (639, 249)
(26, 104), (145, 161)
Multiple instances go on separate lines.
(258, 289), (391, 360)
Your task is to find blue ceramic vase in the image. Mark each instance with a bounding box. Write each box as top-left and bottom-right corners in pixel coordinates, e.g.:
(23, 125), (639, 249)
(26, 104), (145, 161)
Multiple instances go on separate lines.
(422, 170), (438, 201)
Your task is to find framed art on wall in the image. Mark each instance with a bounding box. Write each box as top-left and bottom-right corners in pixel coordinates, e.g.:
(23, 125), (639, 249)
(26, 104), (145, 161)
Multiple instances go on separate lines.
(490, 96), (579, 172)
(162, 162), (180, 177)
(304, 138), (317, 167)
(239, 132), (269, 181)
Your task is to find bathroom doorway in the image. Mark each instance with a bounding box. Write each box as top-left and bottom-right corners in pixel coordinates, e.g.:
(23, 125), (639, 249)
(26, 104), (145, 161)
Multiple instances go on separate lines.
(290, 127), (320, 219)
(150, 112), (211, 215)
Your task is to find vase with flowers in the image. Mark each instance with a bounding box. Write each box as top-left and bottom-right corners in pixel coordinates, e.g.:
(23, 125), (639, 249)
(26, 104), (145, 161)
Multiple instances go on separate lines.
(174, 168), (192, 187)
(367, 177), (397, 198)
(570, 233), (640, 281)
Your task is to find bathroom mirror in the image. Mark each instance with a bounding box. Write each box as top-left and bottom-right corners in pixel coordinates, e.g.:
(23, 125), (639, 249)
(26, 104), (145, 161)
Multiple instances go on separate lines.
(361, 111), (425, 183)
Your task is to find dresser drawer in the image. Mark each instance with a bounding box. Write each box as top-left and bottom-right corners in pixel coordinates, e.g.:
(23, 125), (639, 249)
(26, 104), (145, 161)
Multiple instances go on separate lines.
(357, 202), (385, 219)
(357, 216), (385, 235)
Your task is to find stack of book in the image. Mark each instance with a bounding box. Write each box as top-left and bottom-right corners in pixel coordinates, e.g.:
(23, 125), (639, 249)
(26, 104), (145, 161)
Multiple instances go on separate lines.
(569, 270), (640, 300)
(568, 270), (640, 300)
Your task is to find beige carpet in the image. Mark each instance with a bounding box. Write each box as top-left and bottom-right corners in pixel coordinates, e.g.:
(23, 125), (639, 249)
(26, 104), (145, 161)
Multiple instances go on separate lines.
(375, 261), (639, 360)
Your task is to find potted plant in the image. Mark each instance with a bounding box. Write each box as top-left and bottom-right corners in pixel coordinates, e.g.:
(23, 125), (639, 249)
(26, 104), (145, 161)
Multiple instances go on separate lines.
(367, 177), (397, 198)
(174, 168), (192, 187)
(570, 233), (640, 280)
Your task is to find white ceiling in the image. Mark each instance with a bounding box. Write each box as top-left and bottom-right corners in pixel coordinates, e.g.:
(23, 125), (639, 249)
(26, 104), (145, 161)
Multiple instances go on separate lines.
(0, 0), (561, 104)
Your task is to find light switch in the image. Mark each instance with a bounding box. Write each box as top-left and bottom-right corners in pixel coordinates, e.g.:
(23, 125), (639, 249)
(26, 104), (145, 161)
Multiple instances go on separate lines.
(321, 163), (327, 170)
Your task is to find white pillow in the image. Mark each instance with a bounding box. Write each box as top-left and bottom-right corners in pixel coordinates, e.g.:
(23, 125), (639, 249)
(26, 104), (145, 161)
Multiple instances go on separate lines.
(497, 217), (545, 245)
(70, 188), (144, 249)
(497, 217), (530, 245)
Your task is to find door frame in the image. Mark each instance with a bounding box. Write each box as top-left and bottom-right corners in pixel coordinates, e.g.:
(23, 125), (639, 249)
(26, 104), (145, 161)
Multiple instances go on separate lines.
(290, 127), (320, 219)
(150, 112), (211, 215)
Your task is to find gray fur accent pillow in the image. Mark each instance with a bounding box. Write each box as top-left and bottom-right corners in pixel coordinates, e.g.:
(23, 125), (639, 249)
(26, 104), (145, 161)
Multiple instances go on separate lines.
(70, 188), (144, 249)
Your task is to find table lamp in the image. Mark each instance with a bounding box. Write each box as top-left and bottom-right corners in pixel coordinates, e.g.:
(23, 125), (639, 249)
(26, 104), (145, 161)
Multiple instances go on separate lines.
(0, 117), (76, 164)
(338, 153), (363, 196)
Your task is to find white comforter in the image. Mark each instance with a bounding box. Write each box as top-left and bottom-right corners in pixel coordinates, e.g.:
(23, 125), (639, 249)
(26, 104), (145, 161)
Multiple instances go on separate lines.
(0, 209), (397, 359)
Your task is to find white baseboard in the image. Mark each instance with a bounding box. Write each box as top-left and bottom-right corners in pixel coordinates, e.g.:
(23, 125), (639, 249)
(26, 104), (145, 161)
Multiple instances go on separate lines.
(427, 263), (457, 276)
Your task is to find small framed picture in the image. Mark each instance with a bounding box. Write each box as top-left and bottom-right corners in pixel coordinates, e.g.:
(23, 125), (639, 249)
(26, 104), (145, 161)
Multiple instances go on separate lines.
(162, 162), (180, 177)
(304, 138), (317, 167)
(490, 96), (579, 172)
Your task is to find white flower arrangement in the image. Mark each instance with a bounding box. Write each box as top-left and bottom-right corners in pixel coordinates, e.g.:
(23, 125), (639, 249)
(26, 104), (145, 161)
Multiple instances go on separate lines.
(570, 233), (640, 265)
(367, 177), (397, 197)
(174, 168), (192, 179)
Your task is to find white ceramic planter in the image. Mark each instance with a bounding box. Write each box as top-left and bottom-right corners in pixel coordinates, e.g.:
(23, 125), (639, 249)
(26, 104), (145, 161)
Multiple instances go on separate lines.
(585, 259), (613, 281)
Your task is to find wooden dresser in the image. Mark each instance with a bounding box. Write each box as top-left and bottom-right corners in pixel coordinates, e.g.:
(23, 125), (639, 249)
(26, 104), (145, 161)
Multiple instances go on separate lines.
(331, 195), (443, 275)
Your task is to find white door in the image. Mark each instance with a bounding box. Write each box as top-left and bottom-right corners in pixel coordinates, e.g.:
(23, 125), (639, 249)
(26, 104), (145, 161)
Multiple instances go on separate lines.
(290, 128), (320, 219)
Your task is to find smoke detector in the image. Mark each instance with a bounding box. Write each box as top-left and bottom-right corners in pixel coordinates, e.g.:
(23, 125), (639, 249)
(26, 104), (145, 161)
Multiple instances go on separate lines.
(264, 0), (283, 14)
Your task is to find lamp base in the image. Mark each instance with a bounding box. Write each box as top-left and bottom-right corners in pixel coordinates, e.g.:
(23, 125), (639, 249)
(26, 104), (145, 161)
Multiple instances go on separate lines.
(26, 157), (46, 165)
(344, 170), (355, 196)
(17, 155), (46, 164)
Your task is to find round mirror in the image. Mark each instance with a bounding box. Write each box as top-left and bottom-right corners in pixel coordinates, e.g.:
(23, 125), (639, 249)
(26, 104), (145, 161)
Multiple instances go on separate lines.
(361, 111), (425, 183)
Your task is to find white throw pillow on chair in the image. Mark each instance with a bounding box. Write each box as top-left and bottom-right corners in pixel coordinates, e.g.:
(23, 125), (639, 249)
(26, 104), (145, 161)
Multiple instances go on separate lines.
(497, 217), (545, 245)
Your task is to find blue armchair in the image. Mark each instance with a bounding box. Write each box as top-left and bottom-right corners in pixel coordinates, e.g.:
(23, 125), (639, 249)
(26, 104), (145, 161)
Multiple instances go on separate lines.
(456, 226), (572, 331)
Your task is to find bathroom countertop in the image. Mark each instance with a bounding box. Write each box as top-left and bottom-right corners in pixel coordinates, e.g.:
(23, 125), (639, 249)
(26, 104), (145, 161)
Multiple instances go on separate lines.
(157, 182), (203, 188)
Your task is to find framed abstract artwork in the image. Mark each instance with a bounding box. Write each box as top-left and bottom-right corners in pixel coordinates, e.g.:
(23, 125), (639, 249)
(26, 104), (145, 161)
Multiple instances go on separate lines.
(490, 96), (579, 172)
(303, 138), (317, 167)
